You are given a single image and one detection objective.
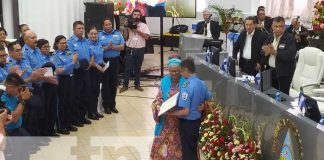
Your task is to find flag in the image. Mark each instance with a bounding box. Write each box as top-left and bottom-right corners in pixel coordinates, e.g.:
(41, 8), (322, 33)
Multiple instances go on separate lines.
(298, 91), (306, 112)
(220, 57), (228, 72)
(255, 72), (261, 85)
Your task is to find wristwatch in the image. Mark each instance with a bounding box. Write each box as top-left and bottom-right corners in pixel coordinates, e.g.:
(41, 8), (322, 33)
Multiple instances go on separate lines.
(20, 100), (27, 106)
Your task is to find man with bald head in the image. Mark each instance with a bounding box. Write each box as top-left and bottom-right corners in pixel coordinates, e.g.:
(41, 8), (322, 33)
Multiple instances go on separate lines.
(23, 30), (58, 137)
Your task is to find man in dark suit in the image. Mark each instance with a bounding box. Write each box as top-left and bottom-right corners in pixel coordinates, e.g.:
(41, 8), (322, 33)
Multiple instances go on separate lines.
(287, 18), (309, 50)
(254, 7), (272, 34)
(262, 16), (297, 95)
(233, 16), (267, 76)
(195, 9), (221, 40)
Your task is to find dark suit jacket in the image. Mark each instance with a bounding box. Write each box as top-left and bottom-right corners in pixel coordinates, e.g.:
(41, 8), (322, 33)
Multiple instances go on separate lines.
(286, 25), (309, 50)
(254, 16), (272, 34)
(195, 20), (221, 40)
(264, 31), (297, 78)
(233, 29), (267, 74)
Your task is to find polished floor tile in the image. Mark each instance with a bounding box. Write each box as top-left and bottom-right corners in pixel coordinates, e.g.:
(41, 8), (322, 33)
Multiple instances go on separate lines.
(30, 80), (158, 160)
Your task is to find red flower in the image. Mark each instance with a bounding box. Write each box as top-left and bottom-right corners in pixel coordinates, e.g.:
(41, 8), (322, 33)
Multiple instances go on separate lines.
(219, 136), (225, 144)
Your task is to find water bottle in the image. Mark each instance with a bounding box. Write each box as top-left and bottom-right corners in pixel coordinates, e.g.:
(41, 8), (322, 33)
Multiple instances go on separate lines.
(205, 47), (211, 65)
(275, 91), (281, 102)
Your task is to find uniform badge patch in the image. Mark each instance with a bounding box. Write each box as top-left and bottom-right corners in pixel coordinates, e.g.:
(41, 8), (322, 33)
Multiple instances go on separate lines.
(182, 92), (188, 100)
(182, 82), (189, 88)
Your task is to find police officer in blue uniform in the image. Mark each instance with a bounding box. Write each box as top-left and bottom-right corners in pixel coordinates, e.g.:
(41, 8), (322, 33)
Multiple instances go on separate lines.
(6, 41), (41, 137)
(88, 26), (105, 119)
(67, 21), (92, 125)
(0, 44), (8, 83)
(99, 18), (125, 114)
(23, 31), (58, 136)
(37, 39), (60, 136)
(54, 35), (81, 134)
(167, 59), (212, 160)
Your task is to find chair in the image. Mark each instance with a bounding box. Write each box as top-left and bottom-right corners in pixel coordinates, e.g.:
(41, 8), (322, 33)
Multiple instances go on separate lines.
(289, 47), (324, 98)
(312, 88), (324, 114)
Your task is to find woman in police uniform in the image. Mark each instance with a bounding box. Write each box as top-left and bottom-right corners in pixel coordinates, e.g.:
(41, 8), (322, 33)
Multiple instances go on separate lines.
(87, 26), (104, 120)
(53, 35), (79, 135)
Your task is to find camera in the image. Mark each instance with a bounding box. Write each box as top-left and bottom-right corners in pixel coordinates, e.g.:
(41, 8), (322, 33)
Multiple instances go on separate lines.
(0, 101), (10, 115)
(125, 17), (138, 29)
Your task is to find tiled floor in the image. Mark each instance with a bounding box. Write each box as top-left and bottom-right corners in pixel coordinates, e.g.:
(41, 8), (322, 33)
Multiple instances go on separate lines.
(29, 81), (159, 160)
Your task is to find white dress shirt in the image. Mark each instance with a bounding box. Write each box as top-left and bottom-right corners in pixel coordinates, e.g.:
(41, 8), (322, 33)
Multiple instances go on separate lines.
(206, 22), (212, 38)
(268, 35), (282, 68)
(242, 30), (255, 60)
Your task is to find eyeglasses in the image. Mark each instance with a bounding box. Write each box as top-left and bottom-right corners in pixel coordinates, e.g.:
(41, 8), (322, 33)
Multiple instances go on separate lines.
(41, 45), (51, 49)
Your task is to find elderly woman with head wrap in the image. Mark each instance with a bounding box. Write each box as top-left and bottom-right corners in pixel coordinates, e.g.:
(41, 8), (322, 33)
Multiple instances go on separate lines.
(150, 55), (184, 159)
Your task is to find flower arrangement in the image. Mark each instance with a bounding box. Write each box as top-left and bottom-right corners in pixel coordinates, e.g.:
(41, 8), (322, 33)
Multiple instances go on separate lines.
(312, 0), (324, 39)
(199, 102), (261, 160)
(111, 0), (126, 16)
(209, 5), (243, 34)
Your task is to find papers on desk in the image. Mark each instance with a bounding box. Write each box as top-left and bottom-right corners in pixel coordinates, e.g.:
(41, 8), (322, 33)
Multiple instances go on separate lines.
(103, 62), (110, 71)
(235, 75), (255, 82)
(158, 92), (179, 116)
(44, 67), (54, 77)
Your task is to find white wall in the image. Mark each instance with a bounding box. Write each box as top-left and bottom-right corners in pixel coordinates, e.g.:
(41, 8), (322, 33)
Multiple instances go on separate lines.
(2, 0), (14, 39)
(18, 0), (93, 47)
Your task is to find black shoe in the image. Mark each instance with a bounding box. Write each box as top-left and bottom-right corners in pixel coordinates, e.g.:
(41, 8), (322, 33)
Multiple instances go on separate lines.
(67, 125), (78, 132)
(81, 118), (92, 125)
(119, 86), (128, 93)
(88, 114), (99, 120)
(104, 109), (112, 114)
(95, 112), (104, 118)
(111, 108), (119, 113)
(57, 128), (70, 135)
(135, 85), (144, 91)
(72, 121), (84, 127)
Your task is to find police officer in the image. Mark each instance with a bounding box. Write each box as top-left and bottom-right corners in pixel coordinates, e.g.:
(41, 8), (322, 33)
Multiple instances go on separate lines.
(37, 39), (60, 136)
(88, 26), (105, 119)
(167, 59), (212, 160)
(23, 30), (58, 136)
(99, 18), (125, 114)
(0, 44), (8, 83)
(53, 35), (80, 135)
(6, 41), (42, 136)
(67, 21), (92, 125)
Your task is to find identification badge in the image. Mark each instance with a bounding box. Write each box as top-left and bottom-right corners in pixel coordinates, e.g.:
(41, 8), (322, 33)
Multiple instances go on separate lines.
(278, 44), (285, 49)
(113, 35), (119, 40)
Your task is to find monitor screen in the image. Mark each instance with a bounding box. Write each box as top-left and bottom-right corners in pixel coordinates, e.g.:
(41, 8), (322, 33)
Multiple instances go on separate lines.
(228, 56), (236, 77)
(109, 0), (196, 18)
(260, 69), (272, 92)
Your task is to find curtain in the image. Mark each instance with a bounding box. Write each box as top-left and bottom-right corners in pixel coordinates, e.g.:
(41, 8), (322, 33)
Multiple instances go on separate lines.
(261, 0), (318, 22)
(18, 0), (94, 48)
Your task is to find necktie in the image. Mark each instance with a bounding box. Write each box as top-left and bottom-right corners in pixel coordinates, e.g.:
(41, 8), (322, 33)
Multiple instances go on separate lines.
(204, 25), (207, 36)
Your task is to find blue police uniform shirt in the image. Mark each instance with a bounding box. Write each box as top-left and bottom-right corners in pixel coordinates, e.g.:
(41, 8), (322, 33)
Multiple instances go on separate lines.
(177, 75), (212, 120)
(5, 58), (33, 87)
(98, 30), (125, 58)
(88, 39), (104, 64)
(53, 50), (80, 75)
(23, 44), (43, 69)
(0, 67), (8, 83)
(41, 54), (56, 65)
(67, 35), (92, 61)
(1, 92), (22, 130)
